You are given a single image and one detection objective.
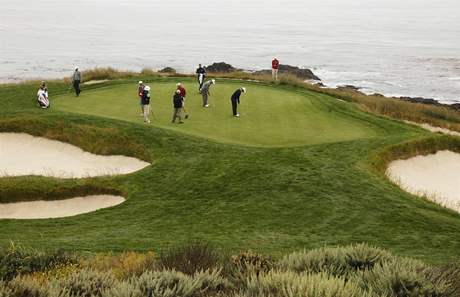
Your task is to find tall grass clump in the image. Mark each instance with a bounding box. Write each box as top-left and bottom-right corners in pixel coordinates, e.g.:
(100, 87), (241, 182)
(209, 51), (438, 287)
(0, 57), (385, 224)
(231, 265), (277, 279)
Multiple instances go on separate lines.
(54, 269), (115, 297)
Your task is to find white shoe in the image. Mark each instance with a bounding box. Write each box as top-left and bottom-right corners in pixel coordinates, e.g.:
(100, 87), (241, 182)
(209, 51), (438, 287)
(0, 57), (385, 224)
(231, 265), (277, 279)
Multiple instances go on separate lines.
(204, 104), (209, 108)
(234, 113), (240, 117)
(147, 119), (151, 123)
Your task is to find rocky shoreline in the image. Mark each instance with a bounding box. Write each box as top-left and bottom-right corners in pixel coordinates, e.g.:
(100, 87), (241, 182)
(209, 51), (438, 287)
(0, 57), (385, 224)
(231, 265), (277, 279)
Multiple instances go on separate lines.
(195, 62), (459, 112)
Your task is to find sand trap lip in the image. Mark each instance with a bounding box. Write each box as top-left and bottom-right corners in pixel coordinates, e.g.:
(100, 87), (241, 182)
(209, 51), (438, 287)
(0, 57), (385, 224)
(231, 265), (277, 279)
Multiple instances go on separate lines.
(387, 150), (460, 212)
(83, 79), (109, 85)
(0, 133), (150, 178)
(404, 120), (460, 137)
(0, 195), (125, 219)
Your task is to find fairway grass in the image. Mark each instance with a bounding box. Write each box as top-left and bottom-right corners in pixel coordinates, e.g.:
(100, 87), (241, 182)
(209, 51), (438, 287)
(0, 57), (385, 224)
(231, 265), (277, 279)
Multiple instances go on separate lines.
(53, 80), (382, 147)
(1, 77), (460, 264)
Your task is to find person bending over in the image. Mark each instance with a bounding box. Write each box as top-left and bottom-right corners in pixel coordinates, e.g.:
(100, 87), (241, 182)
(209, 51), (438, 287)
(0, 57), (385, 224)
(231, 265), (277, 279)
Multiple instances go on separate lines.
(200, 79), (215, 107)
(231, 87), (246, 117)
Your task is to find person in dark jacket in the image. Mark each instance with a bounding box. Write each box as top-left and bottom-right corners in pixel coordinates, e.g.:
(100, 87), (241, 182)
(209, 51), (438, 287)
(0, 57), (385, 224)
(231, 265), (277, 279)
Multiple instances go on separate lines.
(196, 64), (206, 91)
(72, 67), (82, 96)
(172, 90), (184, 124)
(137, 81), (145, 116)
(176, 82), (189, 119)
(141, 86), (151, 123)
(231, 87), (246, 117)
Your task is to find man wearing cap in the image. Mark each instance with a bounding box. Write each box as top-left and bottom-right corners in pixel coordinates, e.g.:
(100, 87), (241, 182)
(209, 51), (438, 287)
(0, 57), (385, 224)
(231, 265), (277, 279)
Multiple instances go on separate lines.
(200, 79), (215, 107)
(272, 58), (279, 81)
(138, 81), (145, 116)
(196, 64), (206, 91)
(176, 82), (189, 119)
(72, 67), (82, 96)
(141, 85), (151, 123)
(230, 87), (246, 117)
(172, 90), (184, 124)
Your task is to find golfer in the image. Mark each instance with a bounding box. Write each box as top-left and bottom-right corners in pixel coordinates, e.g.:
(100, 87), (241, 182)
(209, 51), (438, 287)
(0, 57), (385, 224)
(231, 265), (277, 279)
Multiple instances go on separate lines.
(231, 87), (246, 117)
(138, 81), (145, 116)
(272, 57), (279, 80)
(172, 90), (184, 124)
(200, 79), (215, 107)
(37, 81), (50, 109)
(141, 85), (151, 123)
(176, 82), (189, 119)
(72, 67), (82, 96)
(196, 64), (206, 91)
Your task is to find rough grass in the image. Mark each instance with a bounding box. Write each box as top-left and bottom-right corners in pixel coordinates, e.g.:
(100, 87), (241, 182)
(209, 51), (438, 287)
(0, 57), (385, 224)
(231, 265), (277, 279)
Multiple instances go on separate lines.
(1, 76), (460, 264)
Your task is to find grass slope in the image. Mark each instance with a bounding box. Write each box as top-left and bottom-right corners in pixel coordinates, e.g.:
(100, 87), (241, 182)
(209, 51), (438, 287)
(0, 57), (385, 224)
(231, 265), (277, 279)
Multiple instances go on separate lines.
(1, 77), (459, 264)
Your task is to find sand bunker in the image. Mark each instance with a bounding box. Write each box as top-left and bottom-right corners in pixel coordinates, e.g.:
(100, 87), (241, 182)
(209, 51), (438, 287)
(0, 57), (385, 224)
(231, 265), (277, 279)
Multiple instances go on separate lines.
(0, 195), (125, 219)
(0, 133), (150, 178)
(387, 150), (460, 212)
(83, 79), (109, 85)
(404, 120), (460, 137)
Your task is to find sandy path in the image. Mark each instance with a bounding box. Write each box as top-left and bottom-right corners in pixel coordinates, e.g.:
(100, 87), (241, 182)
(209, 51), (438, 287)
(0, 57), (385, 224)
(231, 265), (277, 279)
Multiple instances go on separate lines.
(387, 150), (460, 212)
(0, 195), (125, 219)
(83, 79), (109, 85)
(0, 133), (150, 178)
(404, 121), (460, 137)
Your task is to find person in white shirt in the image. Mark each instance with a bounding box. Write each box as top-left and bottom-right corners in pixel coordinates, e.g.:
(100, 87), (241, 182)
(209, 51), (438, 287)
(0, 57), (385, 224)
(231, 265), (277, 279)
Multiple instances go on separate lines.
(37, 81), (50, 109)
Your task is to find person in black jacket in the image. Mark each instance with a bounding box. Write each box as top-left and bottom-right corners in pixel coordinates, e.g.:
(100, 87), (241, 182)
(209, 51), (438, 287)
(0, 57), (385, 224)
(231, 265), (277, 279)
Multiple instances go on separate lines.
(172, 90), (184, 124)
(231, 87), (246, 117)
(196, 64), (206, 91)
(141, 86), (151, 123)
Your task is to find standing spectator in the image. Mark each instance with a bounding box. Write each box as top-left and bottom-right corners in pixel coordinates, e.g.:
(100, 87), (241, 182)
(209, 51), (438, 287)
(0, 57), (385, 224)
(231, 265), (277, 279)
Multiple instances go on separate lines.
(72, 67), (82, 96)
(230, 87), (246, 117)
(272, 57), (279, 80)
(176, 82), (189, 119)
(141, 86), (151, 123)
(196, 64), (206, 91)
(172, 90), (184, 124)
(200, 79), (215, 107)
(138, 81), (145, 116)
(37, 81), (50, 109)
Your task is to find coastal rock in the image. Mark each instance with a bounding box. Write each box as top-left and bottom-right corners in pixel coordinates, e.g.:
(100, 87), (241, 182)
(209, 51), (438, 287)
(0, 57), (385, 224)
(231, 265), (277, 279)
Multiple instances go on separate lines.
(206, 62), (239, 73)
(396, 96), (440, 106)
(450, 103), (460, 111)
(254, 64), (321, 81)
(158, 67), (176, 73)
(336, 85), (363, 93)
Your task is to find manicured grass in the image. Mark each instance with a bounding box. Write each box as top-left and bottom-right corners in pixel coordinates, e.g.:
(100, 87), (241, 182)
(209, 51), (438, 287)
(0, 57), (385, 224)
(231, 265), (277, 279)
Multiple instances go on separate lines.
(53, 79), (382, 147)
(1, 77), (460, 264)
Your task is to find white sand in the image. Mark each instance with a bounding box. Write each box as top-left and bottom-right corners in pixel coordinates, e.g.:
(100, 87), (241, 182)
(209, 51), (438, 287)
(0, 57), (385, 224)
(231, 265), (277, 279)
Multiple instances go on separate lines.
(0, 133), (150, 178)
(387, 150), (460, 212)
(404, 121), (460, 137)
(0, 195), (125, 219)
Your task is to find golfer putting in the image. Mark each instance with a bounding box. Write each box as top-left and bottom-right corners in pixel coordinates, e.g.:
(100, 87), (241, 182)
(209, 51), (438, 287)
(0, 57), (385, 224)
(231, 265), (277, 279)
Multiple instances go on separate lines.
(200, 79), (215, 107)
(231, 87), (246, 117)
(176, 82), (189, 119)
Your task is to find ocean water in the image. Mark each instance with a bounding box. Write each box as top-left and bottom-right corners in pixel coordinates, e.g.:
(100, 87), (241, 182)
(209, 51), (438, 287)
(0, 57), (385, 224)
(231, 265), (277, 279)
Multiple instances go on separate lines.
(1, 0), (460, 104)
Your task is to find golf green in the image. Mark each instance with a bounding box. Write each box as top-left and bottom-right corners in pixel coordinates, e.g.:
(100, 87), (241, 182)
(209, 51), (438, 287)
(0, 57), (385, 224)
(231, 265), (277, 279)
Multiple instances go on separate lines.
(54, 80), (381, 147)
(1, 77), (460, 263)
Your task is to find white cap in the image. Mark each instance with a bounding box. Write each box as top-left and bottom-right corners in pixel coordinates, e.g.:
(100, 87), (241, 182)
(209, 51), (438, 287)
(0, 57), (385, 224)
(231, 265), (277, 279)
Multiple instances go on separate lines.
(139, 81), (143, 84)
(211, 79), (216, 84)
(241, 87), (246, 93)
(75, 66), (79, 70)
(176, 89), (181, 94)
(144, 86), (151, 91)
(176, 82), (181, 87)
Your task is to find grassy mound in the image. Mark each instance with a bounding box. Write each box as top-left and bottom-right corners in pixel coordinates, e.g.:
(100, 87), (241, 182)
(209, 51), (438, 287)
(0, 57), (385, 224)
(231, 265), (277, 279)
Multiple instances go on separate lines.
(0, 77), (460, 263)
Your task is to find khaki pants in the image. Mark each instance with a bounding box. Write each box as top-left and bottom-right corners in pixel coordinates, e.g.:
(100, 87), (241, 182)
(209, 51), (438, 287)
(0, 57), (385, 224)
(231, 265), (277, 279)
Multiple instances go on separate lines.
(272, 68), (278, 80)
(142, 104), (150, 122)
(172, 108), (182, 122)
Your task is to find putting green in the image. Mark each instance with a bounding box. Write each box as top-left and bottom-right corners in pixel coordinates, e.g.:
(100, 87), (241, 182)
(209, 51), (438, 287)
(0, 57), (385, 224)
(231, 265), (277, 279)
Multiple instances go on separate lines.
(54, 80), (381, 146)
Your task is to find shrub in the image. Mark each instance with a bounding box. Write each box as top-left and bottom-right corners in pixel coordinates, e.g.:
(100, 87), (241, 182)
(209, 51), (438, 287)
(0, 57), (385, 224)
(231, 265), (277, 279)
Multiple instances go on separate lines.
(425, 262), (460, 297)
(1, 276), (47, 297)
(101, 282), (142, 297)
(135, 269), (227, 297)
(244, 271), (371, 297)
(83, 251), (156, 279)
(159, 241), (221, 275)
(355, 258), (448, 297)
(278, 244), (394, 278)
(54, 269), (115, 297)
(0, 243), (76, 281)
(227, 250), (273, 286)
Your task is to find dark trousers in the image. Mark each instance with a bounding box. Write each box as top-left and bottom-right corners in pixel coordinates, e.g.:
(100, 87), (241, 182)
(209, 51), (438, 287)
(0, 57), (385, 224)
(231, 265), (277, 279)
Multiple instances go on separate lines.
(231, 99), (238, 115)
(73, 80), (81, 96)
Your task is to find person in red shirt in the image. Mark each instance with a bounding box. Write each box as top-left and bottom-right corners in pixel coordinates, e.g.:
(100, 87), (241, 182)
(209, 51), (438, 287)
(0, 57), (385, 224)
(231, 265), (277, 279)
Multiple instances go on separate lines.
(176, 82), (189, 119)
(272, 57), (280, 80)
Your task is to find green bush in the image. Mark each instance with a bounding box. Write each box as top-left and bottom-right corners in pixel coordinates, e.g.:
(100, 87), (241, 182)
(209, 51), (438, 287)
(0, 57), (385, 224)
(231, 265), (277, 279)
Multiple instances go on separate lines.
(54, 269), (115, 297)
(0, 243), (76, 281)
(425, 262), (460, 297)
(355, 258), (447, 297)
(159, 241), (221, 275)
(244, 271), (371, 297)
(278, 243), (394, 277)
